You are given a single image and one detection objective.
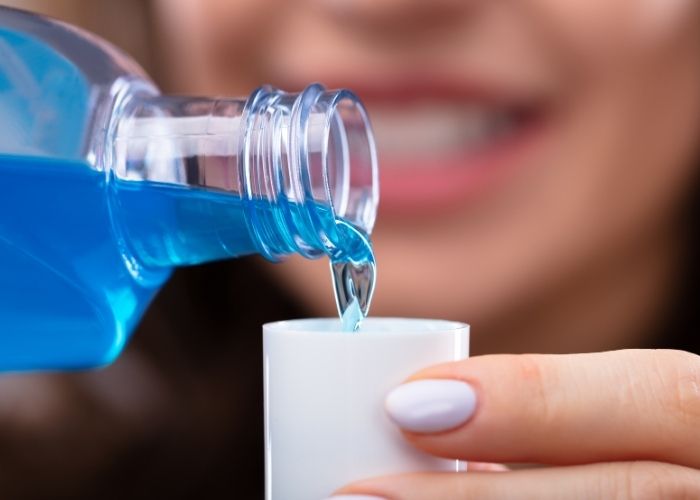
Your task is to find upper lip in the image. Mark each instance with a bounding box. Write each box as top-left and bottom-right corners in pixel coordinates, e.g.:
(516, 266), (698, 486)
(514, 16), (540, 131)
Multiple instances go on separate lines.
(275, 73), (547, 108)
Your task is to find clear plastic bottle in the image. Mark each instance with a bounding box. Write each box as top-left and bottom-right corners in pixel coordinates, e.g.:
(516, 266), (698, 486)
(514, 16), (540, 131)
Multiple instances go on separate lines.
(0, 6), (378, 371)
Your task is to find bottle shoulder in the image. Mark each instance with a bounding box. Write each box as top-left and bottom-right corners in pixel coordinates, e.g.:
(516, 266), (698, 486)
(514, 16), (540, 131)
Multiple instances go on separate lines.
(0, 6), (156, 162)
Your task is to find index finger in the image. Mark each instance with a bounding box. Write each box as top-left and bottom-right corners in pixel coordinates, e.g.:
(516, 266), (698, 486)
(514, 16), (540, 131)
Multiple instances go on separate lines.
(384, 349), (700, 468)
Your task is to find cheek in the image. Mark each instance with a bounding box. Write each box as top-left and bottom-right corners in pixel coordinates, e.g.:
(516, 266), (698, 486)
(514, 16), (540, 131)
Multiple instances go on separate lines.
(634, 0), (699, 41)
(531, 0), (700, 230)
(531, 0), (699, 66)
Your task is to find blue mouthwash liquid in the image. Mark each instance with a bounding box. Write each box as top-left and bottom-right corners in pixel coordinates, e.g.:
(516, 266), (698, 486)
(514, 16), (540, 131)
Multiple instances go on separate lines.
(0, 155), (164, 370)
(0, 153), (374, 368)
(0, 154), (266, 369)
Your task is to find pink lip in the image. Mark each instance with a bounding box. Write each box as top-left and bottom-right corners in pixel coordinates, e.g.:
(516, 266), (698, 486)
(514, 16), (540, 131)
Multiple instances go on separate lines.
(288, 74), (541, 106)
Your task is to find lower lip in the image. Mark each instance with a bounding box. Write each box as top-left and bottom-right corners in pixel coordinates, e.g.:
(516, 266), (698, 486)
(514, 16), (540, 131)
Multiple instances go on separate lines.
(377, 115), (548, 217)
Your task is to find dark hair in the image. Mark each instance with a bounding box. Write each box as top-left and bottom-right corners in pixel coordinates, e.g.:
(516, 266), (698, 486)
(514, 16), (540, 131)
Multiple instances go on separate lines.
(653, 173), (700, 353)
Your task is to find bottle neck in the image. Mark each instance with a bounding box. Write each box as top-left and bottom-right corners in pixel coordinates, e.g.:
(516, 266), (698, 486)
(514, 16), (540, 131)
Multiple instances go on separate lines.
(109, 84), (378, 267)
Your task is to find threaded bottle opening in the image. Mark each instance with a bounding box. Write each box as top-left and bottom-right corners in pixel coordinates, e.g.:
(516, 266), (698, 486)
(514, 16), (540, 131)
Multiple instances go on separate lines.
(240, 84), (378, 261)
(308, 88), (378, 236)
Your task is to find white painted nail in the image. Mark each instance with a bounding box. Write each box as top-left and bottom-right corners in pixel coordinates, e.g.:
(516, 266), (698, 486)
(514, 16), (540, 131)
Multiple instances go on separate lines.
(326, 496), (387, 500)
(385, 379), (477, 433)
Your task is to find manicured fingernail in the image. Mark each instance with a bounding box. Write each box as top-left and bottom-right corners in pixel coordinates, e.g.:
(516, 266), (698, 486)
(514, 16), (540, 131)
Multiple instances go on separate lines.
(385, 379), (477, 433)
(326, 496), (387, 500)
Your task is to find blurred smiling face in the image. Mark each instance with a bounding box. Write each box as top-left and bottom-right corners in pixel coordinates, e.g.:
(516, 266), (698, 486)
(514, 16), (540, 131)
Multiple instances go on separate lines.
(157, 0), (700, 352)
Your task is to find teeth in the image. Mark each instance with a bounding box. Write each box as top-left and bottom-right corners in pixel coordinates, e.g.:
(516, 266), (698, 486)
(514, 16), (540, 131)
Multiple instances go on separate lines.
(368, 103), (517, 159)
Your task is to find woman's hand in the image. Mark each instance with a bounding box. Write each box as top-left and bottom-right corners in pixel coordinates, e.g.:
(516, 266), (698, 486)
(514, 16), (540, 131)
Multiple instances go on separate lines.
(332, 349), (700, 499)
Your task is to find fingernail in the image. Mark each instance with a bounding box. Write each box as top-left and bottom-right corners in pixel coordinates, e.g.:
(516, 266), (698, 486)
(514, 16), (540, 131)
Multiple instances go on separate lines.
(385, 379), (477, 433)
(326, 496), (387, 500)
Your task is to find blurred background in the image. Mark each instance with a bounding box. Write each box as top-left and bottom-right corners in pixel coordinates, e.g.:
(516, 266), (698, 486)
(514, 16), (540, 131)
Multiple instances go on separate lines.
(0, 0), (699, 498)
(0, 1), (155, 72)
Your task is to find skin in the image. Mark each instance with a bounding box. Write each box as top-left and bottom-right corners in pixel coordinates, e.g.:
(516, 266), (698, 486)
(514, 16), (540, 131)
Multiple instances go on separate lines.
(154, 0), (700, 496)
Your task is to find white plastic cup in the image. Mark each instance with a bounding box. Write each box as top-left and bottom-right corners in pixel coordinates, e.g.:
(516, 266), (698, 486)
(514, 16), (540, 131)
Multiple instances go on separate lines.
(263, 317), (470, 500)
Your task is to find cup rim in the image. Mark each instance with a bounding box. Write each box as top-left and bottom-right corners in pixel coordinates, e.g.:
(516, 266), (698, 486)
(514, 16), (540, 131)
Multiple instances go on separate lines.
(263, 317), (469, 334)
